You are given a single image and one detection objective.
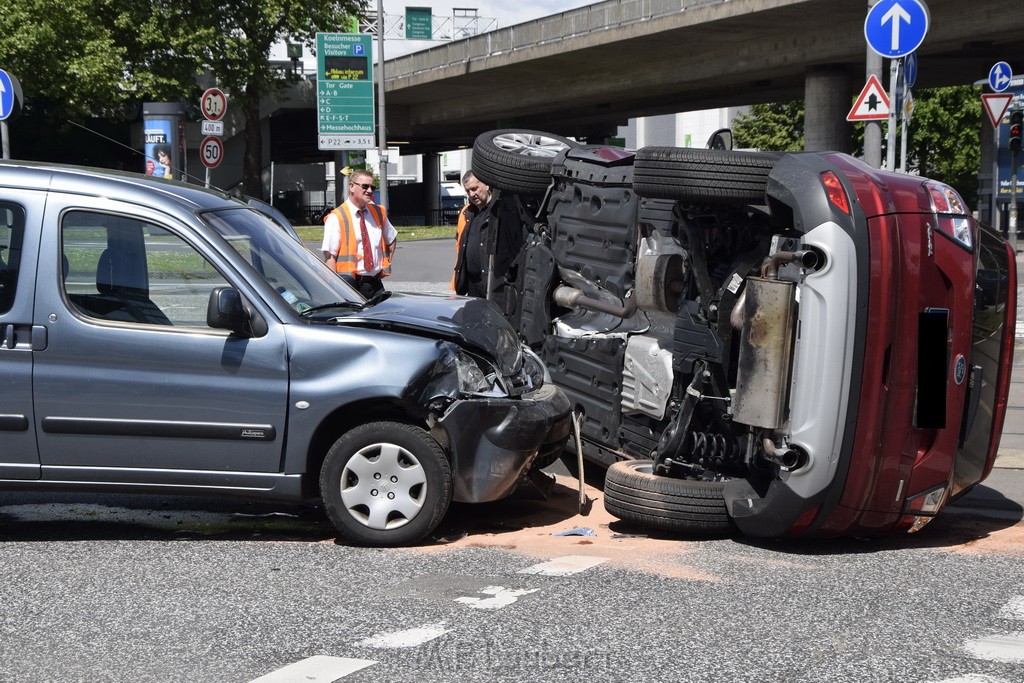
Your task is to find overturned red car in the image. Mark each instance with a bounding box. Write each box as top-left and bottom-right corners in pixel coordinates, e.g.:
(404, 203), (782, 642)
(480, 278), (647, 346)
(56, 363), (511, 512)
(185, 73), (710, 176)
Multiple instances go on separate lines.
(473, 129), (1018, 538)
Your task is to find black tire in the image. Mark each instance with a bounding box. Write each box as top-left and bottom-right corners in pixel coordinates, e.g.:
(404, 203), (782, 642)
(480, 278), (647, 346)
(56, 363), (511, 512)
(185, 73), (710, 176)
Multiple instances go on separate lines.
(603, 459), (731, 534)
(633, 147), (782, 204)
(472, 129), (577, 194)
(320, 421), (452, 547)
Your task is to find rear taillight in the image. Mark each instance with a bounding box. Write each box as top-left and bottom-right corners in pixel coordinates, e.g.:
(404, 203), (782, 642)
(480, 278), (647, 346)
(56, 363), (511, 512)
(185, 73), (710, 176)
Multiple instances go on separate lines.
(821, 171), (850, 214)
(925, 181), (973, 250)
(902, 484), (948, 532)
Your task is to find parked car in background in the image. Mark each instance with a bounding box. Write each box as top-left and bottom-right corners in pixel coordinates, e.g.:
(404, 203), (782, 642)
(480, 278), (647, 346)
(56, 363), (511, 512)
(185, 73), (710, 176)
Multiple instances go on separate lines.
(0, 160), (571, 546)
(473, 129), (1018, 539)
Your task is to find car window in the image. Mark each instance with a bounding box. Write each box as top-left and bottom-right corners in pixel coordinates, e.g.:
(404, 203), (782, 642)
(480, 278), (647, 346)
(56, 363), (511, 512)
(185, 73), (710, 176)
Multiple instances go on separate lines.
(202, 206), (361, 313)
(62, 210), (231, 328)
(0, 202), (26, 314)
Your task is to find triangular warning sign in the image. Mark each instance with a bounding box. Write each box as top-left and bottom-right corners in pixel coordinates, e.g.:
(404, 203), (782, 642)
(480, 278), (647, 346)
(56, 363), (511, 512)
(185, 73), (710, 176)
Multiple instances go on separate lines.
(847, 75), (890, 121)
(982, 93), (1014, 128)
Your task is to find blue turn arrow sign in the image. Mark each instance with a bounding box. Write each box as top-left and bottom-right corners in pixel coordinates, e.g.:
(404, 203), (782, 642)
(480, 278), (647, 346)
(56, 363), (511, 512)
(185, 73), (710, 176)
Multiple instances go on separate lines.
(0, 70), (15, 121)
(864, 0), (929, 58)
(988, 61), (1012, 93)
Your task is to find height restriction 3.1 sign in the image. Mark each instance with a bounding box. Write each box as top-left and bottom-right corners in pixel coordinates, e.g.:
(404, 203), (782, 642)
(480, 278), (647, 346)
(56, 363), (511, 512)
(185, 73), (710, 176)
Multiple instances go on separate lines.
(316, 33), (375, 150)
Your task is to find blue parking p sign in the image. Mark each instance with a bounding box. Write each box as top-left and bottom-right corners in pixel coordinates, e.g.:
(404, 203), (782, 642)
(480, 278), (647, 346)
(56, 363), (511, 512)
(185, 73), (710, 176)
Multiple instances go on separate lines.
(864, 0), (929, 58)
(0, 70), (15, 121)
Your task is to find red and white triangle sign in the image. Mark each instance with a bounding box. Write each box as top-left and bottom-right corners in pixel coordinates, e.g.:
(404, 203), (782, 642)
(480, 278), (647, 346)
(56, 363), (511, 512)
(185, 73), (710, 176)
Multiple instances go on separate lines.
(847, 75), (890, 121)
(981, 93), (1014, 128)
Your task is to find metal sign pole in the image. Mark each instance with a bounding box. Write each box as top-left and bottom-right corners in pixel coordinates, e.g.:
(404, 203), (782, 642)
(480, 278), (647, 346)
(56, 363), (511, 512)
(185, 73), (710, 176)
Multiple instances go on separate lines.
(1, 121), (8, 160)
(885, 59), (899, 171)
(993, 128), (1001, 234)
(1012, 155), (1019, 253)
(899, 58), (909, 173)
(375, 0), (389, 208)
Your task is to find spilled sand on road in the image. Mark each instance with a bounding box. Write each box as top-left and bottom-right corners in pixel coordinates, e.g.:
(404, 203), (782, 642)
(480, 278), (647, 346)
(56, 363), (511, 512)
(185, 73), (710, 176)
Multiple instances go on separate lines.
(413, 475), (724, 582)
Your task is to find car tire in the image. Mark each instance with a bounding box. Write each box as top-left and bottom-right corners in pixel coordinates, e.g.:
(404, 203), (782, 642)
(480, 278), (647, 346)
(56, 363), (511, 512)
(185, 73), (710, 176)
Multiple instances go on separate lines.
(320, 421), (452, 547)
(603, 459), (732, 534)
(472, 129), (578, 194)
(632, 147), (782, 204)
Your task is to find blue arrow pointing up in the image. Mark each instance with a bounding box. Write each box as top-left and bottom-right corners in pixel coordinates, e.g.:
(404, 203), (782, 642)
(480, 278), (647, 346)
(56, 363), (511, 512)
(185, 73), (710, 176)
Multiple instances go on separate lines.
(864, 0), (929, 58)
(881, 3), (911, 52)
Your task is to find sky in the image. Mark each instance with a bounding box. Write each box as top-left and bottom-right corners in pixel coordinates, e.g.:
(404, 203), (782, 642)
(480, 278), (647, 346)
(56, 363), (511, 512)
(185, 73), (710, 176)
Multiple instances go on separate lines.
(274, 0), (599, 63)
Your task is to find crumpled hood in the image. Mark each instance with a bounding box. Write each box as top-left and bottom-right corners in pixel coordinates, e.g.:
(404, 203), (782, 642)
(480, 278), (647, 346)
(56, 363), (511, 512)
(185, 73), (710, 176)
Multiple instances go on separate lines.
(333, 293), (523, 374)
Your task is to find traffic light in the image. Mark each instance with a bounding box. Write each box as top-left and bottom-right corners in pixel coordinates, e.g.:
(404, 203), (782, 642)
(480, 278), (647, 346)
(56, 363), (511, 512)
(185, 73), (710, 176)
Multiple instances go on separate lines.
(1011, 110), (1024, 154)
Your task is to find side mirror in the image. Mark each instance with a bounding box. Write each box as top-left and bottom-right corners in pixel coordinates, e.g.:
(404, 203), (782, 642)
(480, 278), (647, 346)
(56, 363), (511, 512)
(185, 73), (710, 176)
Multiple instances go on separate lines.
(207, 287), (248, 335)
(706, 128), (733, 150)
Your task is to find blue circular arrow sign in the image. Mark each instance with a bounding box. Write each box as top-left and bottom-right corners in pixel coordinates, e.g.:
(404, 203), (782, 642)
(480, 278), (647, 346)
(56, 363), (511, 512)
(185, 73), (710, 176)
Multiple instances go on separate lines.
(988, 61), (1013, 93)
(0, 70), (15, 121)
(905, 52), (918, 88)
(864, 0), (929, 58)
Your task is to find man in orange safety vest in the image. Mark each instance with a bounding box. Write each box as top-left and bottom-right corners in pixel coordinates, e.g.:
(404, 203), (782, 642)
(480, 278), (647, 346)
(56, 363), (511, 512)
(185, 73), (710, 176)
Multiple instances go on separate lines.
(322, 169), (397, 297)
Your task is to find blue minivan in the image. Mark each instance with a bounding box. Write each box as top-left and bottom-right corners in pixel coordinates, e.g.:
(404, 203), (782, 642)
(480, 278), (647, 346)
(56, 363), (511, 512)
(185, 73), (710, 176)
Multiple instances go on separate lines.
(0, 161), (571, 546)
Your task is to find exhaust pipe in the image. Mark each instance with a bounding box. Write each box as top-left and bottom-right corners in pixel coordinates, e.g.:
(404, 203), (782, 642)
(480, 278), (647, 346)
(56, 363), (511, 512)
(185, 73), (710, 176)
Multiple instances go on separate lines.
(763, 249), (819, 278)
(761, 438), (806, 470)
(553, 286), (638, 319)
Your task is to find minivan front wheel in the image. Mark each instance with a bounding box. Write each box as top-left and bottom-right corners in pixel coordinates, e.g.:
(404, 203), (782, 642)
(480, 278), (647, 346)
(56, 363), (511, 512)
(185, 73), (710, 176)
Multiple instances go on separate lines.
(320, 422), (452, 546)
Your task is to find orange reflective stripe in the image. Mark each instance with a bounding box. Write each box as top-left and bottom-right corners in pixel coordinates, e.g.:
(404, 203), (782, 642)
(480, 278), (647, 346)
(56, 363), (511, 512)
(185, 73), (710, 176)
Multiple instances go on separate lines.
(331, 208), (357, 274)
(331, 204), (392, 276)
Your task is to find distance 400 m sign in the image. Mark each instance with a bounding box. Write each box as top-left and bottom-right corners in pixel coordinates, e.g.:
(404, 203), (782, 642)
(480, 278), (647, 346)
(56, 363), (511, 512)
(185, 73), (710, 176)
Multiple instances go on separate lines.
(316, 32), (375, 150)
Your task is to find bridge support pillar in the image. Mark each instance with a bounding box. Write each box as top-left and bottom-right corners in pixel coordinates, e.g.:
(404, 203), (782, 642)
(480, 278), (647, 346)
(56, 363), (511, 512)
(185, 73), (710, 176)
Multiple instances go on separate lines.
(804, 65), (852, 153)
(423, 151), (441, 224)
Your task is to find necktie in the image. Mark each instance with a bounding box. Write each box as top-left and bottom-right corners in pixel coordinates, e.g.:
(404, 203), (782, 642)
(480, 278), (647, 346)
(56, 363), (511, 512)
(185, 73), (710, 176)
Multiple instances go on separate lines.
(359, 208), (373, 273)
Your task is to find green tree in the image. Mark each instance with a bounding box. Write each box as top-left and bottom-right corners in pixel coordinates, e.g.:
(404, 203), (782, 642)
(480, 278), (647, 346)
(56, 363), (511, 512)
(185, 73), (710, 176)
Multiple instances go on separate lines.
(733, 101), (805, 152)
(905, 85), (981, 205)
(730, 87), (982, 205)
(0, 0), (365, 196)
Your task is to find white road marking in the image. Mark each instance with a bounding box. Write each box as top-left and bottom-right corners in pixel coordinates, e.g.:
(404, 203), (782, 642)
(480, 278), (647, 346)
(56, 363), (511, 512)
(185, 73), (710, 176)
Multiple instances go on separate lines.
(249, 656), (376, 682)
(964, 633), (1024, 663)
(998, 596), (1024, 621)
(929, 676), (1012, 683)
(518, 555), (608, 576)
(354, 622), (451, 649)
(454, 585), (540, 609)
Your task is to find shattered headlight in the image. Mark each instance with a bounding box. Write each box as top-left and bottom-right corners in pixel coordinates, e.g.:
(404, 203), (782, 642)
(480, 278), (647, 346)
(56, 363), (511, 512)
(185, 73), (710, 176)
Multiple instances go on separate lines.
(455, 351), (506, 397)
(521, 345), (550, 389)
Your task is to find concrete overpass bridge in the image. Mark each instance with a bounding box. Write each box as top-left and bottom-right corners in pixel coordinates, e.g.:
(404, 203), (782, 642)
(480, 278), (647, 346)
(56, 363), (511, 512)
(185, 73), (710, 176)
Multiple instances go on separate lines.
(376, 0), (1024, 154)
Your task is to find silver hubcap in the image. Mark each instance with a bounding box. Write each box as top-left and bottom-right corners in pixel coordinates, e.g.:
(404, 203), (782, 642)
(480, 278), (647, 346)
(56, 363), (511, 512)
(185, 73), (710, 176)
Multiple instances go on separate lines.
(492, 132), (570, 158)
(340, 443), (427, 530)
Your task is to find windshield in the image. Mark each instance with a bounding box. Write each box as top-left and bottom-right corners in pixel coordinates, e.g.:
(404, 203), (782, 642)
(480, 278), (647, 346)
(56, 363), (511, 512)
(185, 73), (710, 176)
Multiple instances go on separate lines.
(201, 207), (361, 314)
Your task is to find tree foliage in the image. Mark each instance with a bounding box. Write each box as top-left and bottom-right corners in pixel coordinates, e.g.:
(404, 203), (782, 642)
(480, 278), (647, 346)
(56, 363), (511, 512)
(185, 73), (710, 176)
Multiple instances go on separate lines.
(731, 86), (982, 205)
(733, 101), (805, 152)
(0, 0), (365, 195)
(905, 85), (981, 205)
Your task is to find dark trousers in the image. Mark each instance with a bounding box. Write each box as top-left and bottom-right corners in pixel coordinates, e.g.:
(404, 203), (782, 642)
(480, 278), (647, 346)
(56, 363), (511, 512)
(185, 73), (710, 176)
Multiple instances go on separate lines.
(352, 274), (384, 298)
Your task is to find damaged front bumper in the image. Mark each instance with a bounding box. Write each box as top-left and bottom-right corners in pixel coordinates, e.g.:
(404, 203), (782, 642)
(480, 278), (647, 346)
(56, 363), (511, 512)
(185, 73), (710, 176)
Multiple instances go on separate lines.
(438, 383), (572, 503)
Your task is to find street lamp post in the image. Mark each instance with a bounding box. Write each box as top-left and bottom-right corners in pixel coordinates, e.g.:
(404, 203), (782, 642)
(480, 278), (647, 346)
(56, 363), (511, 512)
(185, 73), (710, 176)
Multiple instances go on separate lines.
(376, 0), (389, 207)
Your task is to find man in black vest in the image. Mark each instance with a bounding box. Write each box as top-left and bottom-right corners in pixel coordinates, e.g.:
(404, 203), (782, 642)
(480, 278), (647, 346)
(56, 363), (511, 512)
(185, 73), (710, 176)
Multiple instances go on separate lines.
(452, 171), (522, 309)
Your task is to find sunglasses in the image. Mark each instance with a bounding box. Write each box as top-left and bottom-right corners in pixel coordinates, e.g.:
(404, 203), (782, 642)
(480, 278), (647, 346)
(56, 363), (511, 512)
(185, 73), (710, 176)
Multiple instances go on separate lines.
(352, 182), (376, 191)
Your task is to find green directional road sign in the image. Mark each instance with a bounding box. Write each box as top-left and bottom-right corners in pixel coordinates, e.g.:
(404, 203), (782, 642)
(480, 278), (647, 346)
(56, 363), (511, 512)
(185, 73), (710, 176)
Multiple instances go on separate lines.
(316, 32), (375, 150)
(406, 7), (433, 40)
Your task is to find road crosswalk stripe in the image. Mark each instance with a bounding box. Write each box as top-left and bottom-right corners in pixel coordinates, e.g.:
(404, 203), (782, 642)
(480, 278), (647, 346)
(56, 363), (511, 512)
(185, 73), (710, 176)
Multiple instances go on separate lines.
(249, 656), (376, 682)
(998, 596), (1024, 621)
(354, 623), (451, 648)
(964, 633), (1024, 663)
(518, 555), (608, 576)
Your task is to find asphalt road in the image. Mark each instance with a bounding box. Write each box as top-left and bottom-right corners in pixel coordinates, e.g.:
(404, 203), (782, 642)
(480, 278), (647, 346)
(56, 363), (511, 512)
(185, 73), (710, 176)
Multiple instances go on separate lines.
(0, 239), (1017, 682)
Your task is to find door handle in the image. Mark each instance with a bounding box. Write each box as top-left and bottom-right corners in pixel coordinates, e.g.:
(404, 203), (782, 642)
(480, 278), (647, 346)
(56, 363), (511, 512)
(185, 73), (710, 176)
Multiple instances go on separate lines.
(0, 324), (45, 350)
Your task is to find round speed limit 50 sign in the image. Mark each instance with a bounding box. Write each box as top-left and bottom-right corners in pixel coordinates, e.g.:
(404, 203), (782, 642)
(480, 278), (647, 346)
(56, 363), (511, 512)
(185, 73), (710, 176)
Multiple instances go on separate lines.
(200, 87), (227, 121)
(200, 136), (223, 169)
